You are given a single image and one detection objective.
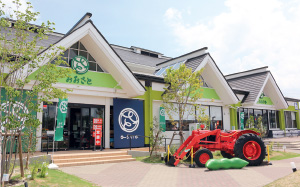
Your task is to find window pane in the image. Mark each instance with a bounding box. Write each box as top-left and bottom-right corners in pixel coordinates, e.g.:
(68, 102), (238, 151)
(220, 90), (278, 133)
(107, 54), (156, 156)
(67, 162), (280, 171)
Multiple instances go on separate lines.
(285, 111), (292, 128)
(79, 42), (87, 51)
(79, 51), (88, 59)
(210, 106), (222, 120)
(196, 105), (209, 128)
(96, 64), (103, 72)
(254, 109), (262, 128)
(88, 54), (95, 61)
(69, 49), (78, 65)
(270, 111), (276, 129)
(89, 62), (96, 71)
(42, 104), (57, 131)
(244, 108), (248, 126)
(292, 112), (296, 128)
(70, 42), (79, 49)
(210, 106), (223, 129)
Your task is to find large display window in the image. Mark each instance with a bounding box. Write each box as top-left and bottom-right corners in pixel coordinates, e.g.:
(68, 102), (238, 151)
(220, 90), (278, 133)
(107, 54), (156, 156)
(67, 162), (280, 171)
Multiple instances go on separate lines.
(285, 111), (297, 129)
(165, 104), (223, 131)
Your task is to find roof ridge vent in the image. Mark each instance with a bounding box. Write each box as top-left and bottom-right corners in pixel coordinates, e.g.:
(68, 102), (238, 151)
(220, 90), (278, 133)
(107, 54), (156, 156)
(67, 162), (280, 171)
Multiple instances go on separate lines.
(131, 46), (163, 58)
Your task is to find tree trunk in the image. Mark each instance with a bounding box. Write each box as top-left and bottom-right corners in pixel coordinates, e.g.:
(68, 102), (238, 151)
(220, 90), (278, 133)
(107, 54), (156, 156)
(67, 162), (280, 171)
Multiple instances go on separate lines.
(25, 132), (33, 169)
(179, 106), (183, 145)
(18, 134), (24, 178)
(150, 131), (160, 157)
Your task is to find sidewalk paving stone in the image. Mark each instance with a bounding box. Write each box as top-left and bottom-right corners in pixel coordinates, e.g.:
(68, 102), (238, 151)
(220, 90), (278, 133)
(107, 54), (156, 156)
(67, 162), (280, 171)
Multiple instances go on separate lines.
(60, 156), (300, 187)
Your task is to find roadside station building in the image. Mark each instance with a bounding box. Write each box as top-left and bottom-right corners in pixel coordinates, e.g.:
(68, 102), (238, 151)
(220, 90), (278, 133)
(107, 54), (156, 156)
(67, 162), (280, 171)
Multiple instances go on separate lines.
(2, 13), (299, 151)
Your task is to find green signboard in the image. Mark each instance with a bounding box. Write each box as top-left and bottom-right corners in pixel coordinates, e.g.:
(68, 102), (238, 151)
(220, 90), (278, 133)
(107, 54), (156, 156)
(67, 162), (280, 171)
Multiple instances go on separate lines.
(257, 93), (273, 105)
(55, 98), (68, 141)
(159, 107), (166, 132)
(240, 112), (244, 130)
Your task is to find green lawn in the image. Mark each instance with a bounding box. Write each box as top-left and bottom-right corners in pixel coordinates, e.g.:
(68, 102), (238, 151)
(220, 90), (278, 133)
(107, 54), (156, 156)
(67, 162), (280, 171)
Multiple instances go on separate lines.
(268, 151), (300, 161)
(14, 169), (97, 187)
(136, 155), (165, 163)
(264, 171), (300, 187)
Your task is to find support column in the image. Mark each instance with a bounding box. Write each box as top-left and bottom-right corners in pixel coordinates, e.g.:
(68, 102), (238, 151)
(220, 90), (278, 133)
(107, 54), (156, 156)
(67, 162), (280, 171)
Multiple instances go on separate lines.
(36, 101), (43, 151)
(229, 107), (238, 130)
(279, 110), (285, 130)
(144, 86), (151, 146)
(105, 97), (110, 149)
(296, 110), (300, 129)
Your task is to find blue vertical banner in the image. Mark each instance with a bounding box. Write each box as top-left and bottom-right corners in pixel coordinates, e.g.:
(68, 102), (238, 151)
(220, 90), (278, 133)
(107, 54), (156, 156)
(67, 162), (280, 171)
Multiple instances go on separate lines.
(113, 98), (144, 148)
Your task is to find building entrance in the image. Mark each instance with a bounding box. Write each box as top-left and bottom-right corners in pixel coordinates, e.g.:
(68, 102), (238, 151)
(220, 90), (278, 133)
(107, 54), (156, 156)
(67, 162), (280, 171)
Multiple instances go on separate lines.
(67, 104), (105, 150)
(41, 102), (105, 150)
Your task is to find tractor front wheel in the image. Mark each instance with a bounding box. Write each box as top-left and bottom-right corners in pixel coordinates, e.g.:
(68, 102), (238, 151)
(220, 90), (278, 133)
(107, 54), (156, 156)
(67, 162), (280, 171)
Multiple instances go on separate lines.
(234, 133), (266, 166)
(194, 149), (213, 167)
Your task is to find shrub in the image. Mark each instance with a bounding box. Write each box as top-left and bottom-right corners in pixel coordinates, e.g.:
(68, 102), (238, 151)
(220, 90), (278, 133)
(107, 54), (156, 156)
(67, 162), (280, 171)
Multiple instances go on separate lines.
(39, 162), (48, 178)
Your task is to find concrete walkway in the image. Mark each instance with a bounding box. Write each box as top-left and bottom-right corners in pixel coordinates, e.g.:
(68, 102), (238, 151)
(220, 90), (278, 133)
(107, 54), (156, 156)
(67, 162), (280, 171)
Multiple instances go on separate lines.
(60, 156), (300, 187)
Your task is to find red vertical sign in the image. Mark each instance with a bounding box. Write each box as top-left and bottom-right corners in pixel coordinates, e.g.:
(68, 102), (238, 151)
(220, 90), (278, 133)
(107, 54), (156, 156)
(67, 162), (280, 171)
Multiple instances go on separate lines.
(93, 118), (102, 146)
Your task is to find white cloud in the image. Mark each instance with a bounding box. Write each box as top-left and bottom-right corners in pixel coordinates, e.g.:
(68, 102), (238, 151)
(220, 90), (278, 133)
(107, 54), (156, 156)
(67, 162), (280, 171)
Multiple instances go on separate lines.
(1, 0), (33, 18)
(164, 0), (300, 98)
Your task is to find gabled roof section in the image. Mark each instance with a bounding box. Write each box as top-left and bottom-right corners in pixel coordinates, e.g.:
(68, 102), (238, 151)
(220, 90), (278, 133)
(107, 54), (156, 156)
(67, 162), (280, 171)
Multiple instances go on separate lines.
(225, 67), (288, 109)
(226, 72), (268, 103)
(31, 15), (146, 97)
(155, 48), (239, 104)
(194, 53), (239, 104)
(185, 53), (208, 72)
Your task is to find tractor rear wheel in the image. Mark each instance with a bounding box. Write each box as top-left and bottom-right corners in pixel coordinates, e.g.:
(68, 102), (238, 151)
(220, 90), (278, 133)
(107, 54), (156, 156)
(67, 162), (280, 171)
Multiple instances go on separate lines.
(194, 149), (213, 167)
(234, 133), (266, 166)
(221, 151), (233, 159)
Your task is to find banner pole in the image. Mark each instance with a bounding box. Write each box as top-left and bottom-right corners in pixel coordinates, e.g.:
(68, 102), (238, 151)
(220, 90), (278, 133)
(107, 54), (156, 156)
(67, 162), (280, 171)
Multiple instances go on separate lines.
(52, 102), (58, 164)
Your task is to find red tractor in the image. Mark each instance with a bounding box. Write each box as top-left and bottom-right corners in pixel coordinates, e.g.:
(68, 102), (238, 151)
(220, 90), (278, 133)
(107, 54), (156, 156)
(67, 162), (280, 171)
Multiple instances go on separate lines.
(165, 129), (266, 167)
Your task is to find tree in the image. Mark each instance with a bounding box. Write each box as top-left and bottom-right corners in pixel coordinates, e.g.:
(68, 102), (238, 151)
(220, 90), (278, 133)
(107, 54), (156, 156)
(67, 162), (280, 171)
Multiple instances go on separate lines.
(149, 117), (164, 157)
(162, 64), (204, 144)
(0, 0), (72, 182)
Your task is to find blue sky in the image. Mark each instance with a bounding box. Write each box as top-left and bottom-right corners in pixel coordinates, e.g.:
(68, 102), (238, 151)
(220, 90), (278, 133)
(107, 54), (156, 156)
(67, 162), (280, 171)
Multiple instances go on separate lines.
(30, 0), (226, 58)
(3, 0), (300, 98)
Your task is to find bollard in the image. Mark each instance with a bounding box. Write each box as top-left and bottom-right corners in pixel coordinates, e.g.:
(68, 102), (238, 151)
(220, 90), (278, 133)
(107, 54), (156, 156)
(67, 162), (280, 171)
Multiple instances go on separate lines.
(291, 162), (297, 172)
(189, 146), (195, 168)
(167, 145), (170, 162)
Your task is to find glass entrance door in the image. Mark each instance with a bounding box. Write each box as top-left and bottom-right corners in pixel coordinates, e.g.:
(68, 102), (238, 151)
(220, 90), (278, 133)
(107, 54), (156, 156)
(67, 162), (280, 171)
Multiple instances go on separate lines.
(69, 108), (81, 148)
(68, 105), (105, 150)
(69, 108), (91, 149)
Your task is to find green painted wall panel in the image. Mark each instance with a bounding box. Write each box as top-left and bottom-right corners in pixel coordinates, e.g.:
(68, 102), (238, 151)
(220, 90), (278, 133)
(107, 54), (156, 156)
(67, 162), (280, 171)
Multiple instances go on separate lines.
(196, 87), (220, 100)
(28, 67), (121, 89)
(257, 96), (273, 105)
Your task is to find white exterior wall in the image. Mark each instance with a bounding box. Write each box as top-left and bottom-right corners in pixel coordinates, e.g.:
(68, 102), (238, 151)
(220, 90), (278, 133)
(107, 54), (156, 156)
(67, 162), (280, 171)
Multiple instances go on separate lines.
(223, 106), (230, 130)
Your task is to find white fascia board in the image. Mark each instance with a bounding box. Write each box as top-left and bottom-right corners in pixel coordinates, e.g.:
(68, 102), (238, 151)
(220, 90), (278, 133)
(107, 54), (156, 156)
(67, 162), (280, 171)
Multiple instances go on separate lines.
(253, 73), (288, 109)
(253, 73), (270, 105)
(195, 56), (239, 105)
(86, 24), (145, 96)
(268, 75), (288, 109)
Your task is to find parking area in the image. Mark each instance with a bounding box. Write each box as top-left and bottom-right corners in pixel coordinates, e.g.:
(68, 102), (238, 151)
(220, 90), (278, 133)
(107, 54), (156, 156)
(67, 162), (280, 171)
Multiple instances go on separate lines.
(60, 156), (300, 187)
